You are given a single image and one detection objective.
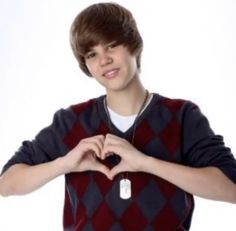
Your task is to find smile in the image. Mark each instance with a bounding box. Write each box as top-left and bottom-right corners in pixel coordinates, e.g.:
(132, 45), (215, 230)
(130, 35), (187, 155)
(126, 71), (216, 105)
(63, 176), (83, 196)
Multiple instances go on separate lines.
(103, 68), (120, 78)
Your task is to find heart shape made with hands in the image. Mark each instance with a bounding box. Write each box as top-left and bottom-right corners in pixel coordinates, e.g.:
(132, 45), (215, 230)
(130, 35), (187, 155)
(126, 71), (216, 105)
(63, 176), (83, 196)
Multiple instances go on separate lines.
(95, 152), (121, 180)
(77, 133), (142, 180)
(85, 147), (127, 181)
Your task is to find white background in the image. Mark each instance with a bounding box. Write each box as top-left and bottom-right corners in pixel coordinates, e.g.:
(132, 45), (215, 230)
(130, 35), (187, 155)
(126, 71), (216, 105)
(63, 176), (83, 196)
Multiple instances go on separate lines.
(0, 0), (236, 230)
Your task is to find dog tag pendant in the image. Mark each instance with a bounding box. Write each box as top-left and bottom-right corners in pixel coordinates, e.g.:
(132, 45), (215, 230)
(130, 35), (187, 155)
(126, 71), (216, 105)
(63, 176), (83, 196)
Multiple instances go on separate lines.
(120, 179), (131, 199)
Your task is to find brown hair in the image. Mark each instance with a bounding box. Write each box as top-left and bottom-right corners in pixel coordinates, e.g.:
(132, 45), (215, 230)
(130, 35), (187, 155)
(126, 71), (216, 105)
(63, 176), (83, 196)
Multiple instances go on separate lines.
(70, 2), (143, 77)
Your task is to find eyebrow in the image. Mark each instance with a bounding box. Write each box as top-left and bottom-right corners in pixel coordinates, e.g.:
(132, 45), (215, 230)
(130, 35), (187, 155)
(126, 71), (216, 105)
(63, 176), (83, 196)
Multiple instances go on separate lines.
(83, 47), (95, 56)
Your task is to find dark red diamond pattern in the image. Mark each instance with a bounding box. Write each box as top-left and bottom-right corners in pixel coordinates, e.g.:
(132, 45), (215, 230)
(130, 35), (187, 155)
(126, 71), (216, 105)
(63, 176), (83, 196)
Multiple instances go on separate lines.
(152, 204), (180, 231)
(92, 202), (115, 231)
(129, 172), (152, 198)
(63, 121), (88, 149)
(94, 120), (110, 136)
(66, 172), (90, 198)
(93, 172), (114, 196)
(158, 98), (185, 156)
(74, 203), (87, 230)
(162, 98), (185, 114)
(71, 99), (95, 115)
(134, 120), (155, 150)
(63, 101), (97, 149)
(154, 175), (179, 200)
(63, 187), (74, 228)
(120, 202), (148, 231)
(158, 118), (180, 156)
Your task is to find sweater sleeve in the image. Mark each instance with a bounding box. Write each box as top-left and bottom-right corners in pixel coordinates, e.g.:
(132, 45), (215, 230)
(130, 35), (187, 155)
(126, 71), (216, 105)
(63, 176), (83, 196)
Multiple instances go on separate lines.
(1, 108), (76, 175)
(181, 101), (236, 183)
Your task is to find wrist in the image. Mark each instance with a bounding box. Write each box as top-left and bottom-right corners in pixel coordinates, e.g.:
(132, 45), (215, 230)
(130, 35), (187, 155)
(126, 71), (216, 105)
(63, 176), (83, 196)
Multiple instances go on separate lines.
(138, 154), (154, 173)
(54, 155), (74, 175)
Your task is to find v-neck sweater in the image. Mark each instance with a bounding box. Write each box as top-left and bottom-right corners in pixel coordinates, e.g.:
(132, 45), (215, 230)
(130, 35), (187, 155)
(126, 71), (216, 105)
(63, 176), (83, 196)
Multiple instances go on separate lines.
(2, 93), (236, 231)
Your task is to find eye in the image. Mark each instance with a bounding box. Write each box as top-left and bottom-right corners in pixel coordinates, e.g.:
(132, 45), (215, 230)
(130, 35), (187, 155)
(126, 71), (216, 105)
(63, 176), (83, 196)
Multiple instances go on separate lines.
(107, 42), (118, 50)
(85, 52), (96, 59)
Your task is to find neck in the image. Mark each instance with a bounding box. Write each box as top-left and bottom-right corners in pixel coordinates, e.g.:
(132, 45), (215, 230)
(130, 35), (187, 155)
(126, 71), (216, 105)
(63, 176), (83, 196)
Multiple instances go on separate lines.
(106, 79), (147, 116)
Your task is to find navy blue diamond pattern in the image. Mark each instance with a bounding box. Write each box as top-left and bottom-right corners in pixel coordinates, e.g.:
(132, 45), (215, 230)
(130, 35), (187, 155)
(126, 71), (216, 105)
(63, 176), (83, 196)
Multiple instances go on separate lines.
(136, 180), (166, 222)
(144, 137), (169, 160)
(147, 106), (172, 134)
(81, 222), (94, 231)
(82, 180), (103, 218)
(80, 107), (101, 135)
(67, 184), (79, 221)
(105, 180), (132, 218)
(109, 222), (123, 231)
(143, 226), (155, 231)
(170, 189), (190, 221)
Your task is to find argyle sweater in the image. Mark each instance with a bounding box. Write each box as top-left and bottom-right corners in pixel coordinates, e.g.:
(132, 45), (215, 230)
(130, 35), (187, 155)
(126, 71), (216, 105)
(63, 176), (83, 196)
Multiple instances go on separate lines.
(2, 94), (236, 231)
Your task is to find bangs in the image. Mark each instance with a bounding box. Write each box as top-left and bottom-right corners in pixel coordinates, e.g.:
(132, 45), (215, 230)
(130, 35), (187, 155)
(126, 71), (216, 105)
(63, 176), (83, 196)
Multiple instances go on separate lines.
(72, 17), (132, 56)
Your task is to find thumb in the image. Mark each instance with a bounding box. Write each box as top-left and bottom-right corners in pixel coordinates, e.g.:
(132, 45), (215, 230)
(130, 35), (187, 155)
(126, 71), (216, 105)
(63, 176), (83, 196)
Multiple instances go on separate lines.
(93, 162), (110, 178)
(108, 164), (124, 180)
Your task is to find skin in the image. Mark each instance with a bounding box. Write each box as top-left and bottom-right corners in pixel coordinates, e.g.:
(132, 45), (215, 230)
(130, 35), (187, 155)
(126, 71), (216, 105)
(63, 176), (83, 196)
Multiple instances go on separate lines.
(85, 42), (146, 115)
(0, 43), (236, 204)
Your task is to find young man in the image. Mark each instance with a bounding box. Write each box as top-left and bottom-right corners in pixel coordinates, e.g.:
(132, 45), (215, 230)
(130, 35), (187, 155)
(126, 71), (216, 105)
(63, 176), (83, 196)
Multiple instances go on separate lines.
(0, 2), (236, 231)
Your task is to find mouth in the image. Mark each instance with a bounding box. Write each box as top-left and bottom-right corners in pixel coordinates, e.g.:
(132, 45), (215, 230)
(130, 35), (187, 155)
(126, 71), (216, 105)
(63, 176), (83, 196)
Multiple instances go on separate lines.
(102, 68), (120, 78)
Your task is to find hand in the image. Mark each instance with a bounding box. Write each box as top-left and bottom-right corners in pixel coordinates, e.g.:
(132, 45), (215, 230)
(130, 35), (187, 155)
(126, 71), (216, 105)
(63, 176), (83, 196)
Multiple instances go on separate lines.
(64, 135), (110, 176)
(101, 134), (147, 180)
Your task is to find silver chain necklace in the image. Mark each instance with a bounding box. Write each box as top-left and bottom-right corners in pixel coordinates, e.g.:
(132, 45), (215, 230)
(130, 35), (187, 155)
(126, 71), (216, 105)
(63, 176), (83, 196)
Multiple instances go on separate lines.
(103, 90), (149, 199)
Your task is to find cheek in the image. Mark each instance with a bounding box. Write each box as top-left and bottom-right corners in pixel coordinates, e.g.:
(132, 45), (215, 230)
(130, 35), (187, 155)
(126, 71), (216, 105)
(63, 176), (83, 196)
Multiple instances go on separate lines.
(126, 57), (137, 74)
(85, 62), (96, 76)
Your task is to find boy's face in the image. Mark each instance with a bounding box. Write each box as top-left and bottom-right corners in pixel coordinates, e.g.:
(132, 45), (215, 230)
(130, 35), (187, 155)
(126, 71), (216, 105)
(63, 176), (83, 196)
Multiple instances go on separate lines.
(84, 42), (138, 93)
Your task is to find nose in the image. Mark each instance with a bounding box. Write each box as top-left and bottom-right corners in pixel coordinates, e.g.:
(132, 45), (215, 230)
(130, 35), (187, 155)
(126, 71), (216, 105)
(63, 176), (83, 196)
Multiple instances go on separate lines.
(99, 52), (112, 66)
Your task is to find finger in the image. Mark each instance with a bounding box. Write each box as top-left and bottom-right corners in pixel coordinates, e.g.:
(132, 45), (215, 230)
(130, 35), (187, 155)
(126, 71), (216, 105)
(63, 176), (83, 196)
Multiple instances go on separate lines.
(108, 164), (124, 180)
(92, 161), (111, 178)
(102, 134), (123, 159)
(105, 133), (124, 144)
(95, 134), (105, 148)
(102, 151), (115, 160)
(105, 134), (130, 151)
(81, 140), (101, 157)
(106, 152), (114, 157)
(86, 135), (105, 157)
(82, 134), (104, 145)
(102, 143), (123, 159)
(101, 151), (115, 160)
(93, 135), (105, 158)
